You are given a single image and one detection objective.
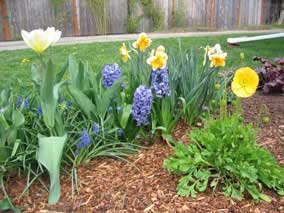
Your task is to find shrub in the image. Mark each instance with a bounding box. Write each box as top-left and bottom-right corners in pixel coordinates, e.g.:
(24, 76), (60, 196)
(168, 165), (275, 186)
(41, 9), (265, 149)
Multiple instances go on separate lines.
(253, 56), (284, 94)
(164, 114), (284, 202)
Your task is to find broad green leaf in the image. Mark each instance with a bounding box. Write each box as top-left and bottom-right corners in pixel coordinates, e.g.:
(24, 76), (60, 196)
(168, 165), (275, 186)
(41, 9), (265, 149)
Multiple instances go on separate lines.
(120, 104), (132, 129)
(37, 134), (67, 204)
(12, 111), (25, 128)
(68, 85), (96, 119)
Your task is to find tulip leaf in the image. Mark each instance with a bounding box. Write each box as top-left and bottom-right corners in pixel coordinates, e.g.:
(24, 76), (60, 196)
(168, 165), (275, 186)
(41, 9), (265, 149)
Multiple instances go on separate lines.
(68, 85), (96, 119)
(68, 55), (78, 85)
(37, 134), (67, 205)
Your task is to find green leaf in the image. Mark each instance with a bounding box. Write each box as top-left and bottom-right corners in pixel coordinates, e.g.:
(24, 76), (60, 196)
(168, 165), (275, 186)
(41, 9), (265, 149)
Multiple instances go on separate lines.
(120, 104), (132, 129)
(40, 60), (56, 128)
(56, 59), (69, 83)
(0, 198), (11, 211)
(68, 55), (78, 85)
(12, 110), (25, 128)
(68, 85), (96, 119)
(37, 134), (67, 204)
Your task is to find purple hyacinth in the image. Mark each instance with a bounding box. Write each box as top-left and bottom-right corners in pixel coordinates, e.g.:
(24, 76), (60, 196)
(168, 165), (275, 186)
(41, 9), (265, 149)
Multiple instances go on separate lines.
(16, 96), (22, 109)
(102, 63), (122, 89)
(92, 123), (100, 135)
(37, 105), (43, 116)
(151, 68), (171, 98)
(131, 85), (153, 126)
(24, 99), (30, 109)
(121, 83), (126, 91)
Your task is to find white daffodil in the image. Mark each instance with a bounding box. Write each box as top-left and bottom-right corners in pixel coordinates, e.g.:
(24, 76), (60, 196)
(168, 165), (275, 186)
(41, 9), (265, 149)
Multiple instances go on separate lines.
(21, 27), (62, 54)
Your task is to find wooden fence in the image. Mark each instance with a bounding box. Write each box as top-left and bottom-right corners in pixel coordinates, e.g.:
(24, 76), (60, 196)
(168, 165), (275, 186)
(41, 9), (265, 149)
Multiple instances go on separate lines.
(0, 0), (280, 41)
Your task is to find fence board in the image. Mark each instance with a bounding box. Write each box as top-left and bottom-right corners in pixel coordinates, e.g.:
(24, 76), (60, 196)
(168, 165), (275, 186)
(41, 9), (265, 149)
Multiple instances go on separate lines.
(0, 0), (278, 41)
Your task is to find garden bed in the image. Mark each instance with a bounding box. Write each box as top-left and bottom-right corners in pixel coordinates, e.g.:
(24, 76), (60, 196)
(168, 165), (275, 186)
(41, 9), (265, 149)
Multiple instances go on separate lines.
(1, 92), (284, 212)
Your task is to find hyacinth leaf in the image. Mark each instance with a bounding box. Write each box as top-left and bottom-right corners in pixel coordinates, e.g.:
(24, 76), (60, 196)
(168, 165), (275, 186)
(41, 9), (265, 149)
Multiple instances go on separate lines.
(120, 104), (132, 129)
(37, 134), (67, 204)
(68, 85), (96, 119)
(97, 81), (121, 117)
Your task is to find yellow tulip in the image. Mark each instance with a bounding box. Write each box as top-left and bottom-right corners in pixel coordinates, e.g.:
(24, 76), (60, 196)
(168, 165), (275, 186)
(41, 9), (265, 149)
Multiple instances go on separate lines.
(132, 32), (152, 51)
(119, 43), (131, 62)
(231, 67), (259, 98)
(147, 46), (168, 70)
(21, 27), (62, 54)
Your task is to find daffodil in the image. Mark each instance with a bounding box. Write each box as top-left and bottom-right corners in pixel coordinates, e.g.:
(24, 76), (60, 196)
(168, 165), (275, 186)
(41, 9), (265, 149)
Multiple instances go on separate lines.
(205, 43), (227, 67)
(119, 43), (131, 62)
(209, 52), (227, 67)
(231, 67), (259, 98)
(21, 27), (62, 54)
(132, 32), (152, 51)
(147, 46), (168, 70)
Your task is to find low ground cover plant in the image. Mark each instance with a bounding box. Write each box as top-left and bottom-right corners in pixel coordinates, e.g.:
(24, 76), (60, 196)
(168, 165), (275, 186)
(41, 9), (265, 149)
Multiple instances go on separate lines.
(253, 56), (284, 94)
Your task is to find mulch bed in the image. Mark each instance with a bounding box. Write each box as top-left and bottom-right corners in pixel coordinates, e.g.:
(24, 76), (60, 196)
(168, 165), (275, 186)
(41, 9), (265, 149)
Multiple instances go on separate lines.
(1, 93), (284, 212)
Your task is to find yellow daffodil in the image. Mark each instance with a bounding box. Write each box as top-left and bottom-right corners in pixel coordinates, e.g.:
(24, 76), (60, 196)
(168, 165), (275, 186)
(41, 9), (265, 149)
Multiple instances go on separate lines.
(205, 44), (227, 67)
(119, 43), (131, 62)
(209, 53), (227, 67)
(231, 67), (259, 98)
(132, 32), (152, 51)
(147, 46), (168, 70)
(21, 27), (62, 54)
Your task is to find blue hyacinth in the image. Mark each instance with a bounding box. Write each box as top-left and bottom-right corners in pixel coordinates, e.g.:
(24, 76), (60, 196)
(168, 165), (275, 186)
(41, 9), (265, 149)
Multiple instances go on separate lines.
(16, 96), (22, 109)
(151, 68), (171, 98)
(37, 105), (43, 116)
(92, 123), (100, 135)
(102, 63), (122, 89)
(131, 85), (153, 126)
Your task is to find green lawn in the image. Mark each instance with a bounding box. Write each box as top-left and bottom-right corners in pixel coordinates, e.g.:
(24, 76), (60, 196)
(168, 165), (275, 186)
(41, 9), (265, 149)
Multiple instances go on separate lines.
(0, 33), (283, 85)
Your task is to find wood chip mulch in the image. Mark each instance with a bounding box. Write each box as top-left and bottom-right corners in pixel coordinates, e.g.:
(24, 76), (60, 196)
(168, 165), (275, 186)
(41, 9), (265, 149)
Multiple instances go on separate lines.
(1, 93), (284, 213)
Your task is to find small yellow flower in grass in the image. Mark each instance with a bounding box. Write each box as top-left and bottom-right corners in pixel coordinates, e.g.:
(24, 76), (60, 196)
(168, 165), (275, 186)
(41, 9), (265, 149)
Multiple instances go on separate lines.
(147, 46), (168, 70)
(132, 32), (152, 51)
(231, 67), (259, 98)
(21, 58), (30, 63)
(21, 27), (61, 54)
(119, 43), (131, 62)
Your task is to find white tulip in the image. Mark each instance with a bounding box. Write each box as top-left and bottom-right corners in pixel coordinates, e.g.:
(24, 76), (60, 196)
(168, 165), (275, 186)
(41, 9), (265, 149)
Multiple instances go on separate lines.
(21, 27), (62, 53)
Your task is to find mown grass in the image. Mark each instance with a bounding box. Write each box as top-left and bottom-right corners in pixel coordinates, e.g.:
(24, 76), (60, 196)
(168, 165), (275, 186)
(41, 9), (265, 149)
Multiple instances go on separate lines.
(0, 33), (283, 85)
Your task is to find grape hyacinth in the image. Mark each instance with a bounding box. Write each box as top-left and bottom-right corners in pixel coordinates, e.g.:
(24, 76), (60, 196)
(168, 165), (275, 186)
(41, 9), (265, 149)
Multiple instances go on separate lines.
(75, 129), (91, 155)
(24, 99), (30, 109)
(117, 128), (123, 136)
(131, 85), (153, 126)
(102, 63), (122, 89)
(37, 106), (43, 116)
(92, 123), (100, 135)
(16, 96), (22, 109)
(151, 68), (170, 98)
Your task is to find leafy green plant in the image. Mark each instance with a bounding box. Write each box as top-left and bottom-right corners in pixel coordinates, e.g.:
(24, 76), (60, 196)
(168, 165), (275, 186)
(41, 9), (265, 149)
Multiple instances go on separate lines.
(164, 114), (284, 202)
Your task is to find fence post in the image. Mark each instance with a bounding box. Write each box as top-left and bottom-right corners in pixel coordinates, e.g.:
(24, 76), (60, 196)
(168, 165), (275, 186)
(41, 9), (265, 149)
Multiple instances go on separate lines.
(73, 0), (80, 36)
(0, 0), (11, 40)
(210, 0), (214, 29)
(237, 0), (241, 27)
